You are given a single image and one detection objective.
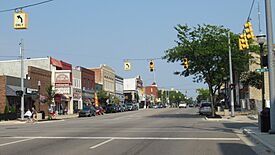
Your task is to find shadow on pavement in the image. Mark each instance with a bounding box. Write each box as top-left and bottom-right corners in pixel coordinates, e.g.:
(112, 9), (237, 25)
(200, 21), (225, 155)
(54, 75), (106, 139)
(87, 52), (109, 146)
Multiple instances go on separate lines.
(218, 143), (256, 155)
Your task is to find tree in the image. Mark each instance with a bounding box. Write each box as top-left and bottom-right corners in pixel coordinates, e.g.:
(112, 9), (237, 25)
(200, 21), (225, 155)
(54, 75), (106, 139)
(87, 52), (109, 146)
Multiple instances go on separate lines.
(196, 88), (210, 103)
(240, 71), (262, 89)
(163, 24), (251, 117)
(97, 90), (108, 107)
(46, 85), (55, 107)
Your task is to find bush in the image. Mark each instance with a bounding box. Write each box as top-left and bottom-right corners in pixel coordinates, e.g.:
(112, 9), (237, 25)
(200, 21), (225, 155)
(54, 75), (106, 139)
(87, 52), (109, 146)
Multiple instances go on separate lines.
(4, 105), (9, 114)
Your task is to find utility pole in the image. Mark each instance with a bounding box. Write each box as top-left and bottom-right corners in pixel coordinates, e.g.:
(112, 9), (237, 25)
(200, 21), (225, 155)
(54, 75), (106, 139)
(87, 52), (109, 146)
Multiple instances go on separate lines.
(264, 0), (275, 133)
(228, 32), (235, 117)
(20, 39), (24, 120)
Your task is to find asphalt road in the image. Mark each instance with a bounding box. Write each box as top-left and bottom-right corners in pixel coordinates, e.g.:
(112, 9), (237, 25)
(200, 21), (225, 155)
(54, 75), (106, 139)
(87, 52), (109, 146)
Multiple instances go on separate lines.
(0, 108), (257, 155)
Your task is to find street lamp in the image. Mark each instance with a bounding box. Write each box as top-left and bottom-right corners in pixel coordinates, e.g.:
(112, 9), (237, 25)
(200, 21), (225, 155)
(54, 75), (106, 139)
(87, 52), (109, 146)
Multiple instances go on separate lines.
(256, 34), (266, 110)
(38, 80), (41, 112)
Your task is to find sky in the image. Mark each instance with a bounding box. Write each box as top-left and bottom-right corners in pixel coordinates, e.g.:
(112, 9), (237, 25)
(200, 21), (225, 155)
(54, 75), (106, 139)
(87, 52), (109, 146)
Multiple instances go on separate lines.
(0, 0), (274, 98)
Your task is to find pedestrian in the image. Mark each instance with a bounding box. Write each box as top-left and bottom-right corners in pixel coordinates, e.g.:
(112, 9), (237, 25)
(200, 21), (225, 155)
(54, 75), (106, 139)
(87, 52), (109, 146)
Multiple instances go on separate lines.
(31, 107), (37, 122)
(24, 109), (32, 122)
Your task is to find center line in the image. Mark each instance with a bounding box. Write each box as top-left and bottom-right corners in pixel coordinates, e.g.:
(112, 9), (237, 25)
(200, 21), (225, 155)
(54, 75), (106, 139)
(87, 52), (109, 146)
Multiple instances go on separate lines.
(0, 138), (34, 147)
(89, 138), (114, 149)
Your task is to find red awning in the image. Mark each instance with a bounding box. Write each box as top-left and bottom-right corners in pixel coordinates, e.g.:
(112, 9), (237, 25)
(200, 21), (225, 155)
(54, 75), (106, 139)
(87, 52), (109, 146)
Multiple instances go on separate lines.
(50, 57), (62, 68)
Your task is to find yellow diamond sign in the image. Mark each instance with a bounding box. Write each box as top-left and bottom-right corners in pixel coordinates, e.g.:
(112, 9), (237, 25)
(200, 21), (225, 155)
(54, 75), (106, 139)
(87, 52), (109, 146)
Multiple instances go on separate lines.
(14, 12), (28, 29)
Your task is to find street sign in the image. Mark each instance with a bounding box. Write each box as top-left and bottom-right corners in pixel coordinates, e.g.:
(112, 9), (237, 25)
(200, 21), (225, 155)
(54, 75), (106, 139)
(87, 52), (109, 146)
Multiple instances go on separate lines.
(255, 68), (269, 72)
(124, 61), (131, 71)
(14, 12), (28, 29)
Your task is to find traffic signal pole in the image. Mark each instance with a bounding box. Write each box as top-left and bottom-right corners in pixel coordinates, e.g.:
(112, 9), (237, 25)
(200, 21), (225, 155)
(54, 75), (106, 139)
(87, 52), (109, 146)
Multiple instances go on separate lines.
(20, 39), (25, 120)
(264, 0), (275, 133)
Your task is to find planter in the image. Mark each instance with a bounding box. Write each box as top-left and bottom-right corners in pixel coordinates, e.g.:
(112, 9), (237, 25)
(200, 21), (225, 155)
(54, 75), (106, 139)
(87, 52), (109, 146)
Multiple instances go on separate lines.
(0, 113), (18, 121)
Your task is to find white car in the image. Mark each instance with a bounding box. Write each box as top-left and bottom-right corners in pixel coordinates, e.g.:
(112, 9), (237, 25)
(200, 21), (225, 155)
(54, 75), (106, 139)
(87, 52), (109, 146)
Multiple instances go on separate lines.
(179, 103), (187, 108)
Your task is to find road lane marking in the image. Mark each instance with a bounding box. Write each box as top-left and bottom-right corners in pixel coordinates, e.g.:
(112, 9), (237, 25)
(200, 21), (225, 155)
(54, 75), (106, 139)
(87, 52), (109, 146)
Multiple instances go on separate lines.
(8, 136), (240, 141)
(0, 138), (34, 147)
(89, 138), (114, 149)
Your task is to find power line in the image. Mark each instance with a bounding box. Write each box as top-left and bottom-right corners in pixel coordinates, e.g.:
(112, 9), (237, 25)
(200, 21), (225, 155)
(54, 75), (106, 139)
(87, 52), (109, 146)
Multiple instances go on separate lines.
(124, 57), (162, 61)
(0, 0), (54, 13)
(247, 0), (256, 21)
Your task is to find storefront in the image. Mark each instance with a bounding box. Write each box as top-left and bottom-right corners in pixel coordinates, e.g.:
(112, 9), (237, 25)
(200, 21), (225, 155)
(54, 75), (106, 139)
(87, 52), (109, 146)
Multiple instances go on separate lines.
(82, 90), (94, 107)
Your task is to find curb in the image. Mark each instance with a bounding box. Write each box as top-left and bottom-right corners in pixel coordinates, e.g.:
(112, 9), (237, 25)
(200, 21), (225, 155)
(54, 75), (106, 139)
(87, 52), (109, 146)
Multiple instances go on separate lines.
(243, 128), (275, 154)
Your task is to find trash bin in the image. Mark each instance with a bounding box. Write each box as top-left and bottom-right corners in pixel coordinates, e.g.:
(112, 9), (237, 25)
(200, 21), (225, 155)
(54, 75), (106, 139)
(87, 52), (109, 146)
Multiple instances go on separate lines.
(260, 108), (270, 132)
(40, 111), (45, 119)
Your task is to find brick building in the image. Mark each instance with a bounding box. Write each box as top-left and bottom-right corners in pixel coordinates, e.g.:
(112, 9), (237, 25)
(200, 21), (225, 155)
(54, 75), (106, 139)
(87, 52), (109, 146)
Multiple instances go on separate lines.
(28, 66), (51, 115)
(76, 66), (95, 106)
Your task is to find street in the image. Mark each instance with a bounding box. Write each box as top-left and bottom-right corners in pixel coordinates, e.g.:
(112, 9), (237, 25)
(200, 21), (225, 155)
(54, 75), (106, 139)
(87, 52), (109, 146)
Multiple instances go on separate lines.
(0, 108), (257, 155)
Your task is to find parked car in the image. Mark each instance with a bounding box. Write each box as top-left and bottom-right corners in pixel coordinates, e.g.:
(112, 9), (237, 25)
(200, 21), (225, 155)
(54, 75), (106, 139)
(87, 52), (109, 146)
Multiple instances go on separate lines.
(79, 106), (96, 117)
(105, 104), (117, 113)
(119, 104), (126, 112)
(125, 103), (134, 111)
(199, 102), (212, 115)
(133, 104), (139, 110)
(179, 103), (187, 108)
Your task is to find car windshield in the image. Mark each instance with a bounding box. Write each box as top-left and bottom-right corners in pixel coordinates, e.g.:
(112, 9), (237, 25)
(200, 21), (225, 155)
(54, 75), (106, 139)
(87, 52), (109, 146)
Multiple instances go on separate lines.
(83, 107), (90, 111)
(201, 103), (211, 107)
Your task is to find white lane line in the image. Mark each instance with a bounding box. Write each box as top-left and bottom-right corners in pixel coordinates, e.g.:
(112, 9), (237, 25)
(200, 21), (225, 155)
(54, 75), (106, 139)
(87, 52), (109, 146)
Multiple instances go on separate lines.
(0, 138), (34, 147)
(89, 139), (114, 149)
(8, 136), (240, 141)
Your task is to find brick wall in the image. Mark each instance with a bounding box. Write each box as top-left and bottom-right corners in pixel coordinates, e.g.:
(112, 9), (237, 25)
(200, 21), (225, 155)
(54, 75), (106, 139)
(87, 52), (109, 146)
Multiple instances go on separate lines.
(0, 76), (6, 113)
(28, 66), (51, 115)
(81, 67), (95, 91)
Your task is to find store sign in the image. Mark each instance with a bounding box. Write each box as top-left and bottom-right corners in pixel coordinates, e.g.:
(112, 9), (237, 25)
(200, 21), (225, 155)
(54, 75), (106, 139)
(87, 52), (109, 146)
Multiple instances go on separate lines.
(26, 88), (38, 94)
(55, 71), (71, 84)
(55, 87), (71, 95)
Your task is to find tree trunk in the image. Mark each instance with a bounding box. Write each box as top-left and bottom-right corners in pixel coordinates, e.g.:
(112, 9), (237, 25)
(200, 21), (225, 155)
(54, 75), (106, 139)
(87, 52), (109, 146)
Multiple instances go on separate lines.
(208, 85), (215, 117)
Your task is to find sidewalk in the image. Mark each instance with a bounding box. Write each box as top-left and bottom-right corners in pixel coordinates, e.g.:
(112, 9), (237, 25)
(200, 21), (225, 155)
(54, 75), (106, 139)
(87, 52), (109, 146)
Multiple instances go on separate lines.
(243, 127), (275, 154)
(0, 114), (79, 125)
(205, 114), (258, 123)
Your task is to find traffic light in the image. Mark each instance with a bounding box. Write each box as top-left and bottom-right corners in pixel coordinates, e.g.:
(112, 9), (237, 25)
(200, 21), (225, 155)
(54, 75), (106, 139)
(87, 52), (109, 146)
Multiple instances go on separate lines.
(149, 60), (154, 72)
(183, 57), (188, 69)
(244, 21), (255, 40)
(239, 34), (249, 50)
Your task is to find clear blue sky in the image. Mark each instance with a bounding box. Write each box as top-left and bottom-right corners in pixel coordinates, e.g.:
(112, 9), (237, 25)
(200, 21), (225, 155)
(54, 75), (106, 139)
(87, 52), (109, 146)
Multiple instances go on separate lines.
(0, 0), (274, 98)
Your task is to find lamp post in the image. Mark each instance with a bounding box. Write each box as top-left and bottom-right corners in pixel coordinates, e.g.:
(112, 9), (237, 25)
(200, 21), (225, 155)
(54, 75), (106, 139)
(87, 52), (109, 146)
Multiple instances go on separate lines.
(38, 80), (41, 112)
(256, 34), (266, 110)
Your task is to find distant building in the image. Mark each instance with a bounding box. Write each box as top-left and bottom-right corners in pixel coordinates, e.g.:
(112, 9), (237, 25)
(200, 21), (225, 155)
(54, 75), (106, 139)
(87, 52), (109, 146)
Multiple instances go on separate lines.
(145, 82), (158, 106)
(123, 76), (144, 107)
(89, 64), (115, 99)
(115, 75), (124, 103)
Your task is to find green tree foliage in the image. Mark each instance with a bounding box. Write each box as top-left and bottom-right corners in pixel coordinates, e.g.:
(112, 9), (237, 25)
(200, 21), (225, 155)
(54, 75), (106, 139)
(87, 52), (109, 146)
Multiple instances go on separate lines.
(196, 88), (210, 103)
(240, 71), (262, 89)
(97, 90), (108, 107)
(46, 85), (55, 106)
(163, 24), (252, 116)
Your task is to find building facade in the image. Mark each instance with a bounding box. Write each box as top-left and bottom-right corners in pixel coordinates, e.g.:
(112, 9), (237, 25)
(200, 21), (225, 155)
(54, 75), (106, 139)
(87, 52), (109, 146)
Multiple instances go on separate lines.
(123, 76), (144, 107)
(71, 68), (82, 113)
(115, 75), (124, 103)
(90, 64), (115, 96)
(0, 57), (73, 115)
(76, 66), (95, 107)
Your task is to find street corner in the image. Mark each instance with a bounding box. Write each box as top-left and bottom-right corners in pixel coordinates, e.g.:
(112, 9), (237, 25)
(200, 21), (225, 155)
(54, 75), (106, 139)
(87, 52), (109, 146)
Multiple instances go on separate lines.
(242, 127), (275, 155)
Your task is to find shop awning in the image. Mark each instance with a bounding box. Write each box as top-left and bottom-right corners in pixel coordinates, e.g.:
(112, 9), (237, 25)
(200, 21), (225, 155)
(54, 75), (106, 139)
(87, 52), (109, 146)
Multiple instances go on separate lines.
(6, 85), (23, 96)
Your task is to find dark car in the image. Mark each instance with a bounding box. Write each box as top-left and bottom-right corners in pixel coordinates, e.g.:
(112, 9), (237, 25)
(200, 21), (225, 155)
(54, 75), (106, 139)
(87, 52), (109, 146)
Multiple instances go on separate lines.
(79, 106), (96, 117)
(105, 104), (117, 113)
